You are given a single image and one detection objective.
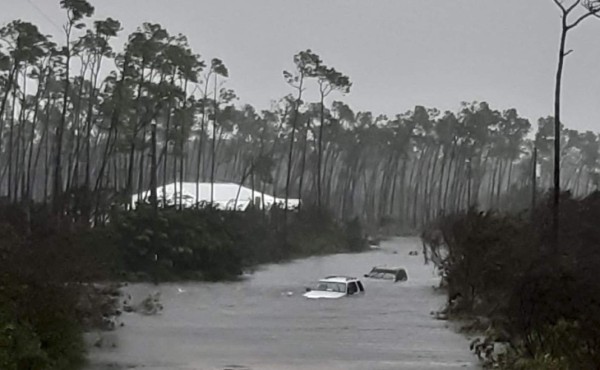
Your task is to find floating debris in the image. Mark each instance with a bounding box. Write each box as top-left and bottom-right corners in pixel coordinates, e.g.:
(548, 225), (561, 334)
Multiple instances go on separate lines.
(123, 292), (163, 316)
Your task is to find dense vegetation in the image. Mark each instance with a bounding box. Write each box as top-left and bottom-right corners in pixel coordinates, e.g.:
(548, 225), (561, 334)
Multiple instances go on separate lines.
(422, 193), (600, 369)
(105, 203), (366, 282)
(0, 203), (116, 369)
(1, 1), (599, 232)
(0, 201), (366, 369)
(2, 0), (600, 368)
(0, 2), (373, 368)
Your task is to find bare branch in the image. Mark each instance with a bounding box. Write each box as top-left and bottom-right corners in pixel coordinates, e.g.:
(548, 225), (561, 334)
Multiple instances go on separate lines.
(553, 0), (567, 13)
(566, 0), (582, 13)
(564, 49), (574, 56)
(567, 9), (599, 29)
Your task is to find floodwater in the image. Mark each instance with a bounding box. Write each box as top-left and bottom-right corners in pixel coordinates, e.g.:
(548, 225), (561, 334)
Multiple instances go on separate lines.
(87, 237), (478, 370)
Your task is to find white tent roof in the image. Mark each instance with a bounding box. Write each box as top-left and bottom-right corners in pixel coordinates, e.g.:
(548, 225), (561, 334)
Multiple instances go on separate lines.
(131, 182), (300, 210)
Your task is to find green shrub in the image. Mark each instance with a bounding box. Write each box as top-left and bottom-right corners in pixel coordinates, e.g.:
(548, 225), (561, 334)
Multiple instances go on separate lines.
(498, 320), (591, 370)
(109, 205), (243, 281)
(108, 203), (368, 281)
(0, 289), (85, 370)
(422, 192), (600, 368)
(344, 217), (368, 252)
(0, 205), (115, 370)
(0, 309), (49, 370)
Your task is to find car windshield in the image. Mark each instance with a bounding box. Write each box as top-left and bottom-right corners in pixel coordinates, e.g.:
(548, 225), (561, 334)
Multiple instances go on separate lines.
(314, 281), (346, 293)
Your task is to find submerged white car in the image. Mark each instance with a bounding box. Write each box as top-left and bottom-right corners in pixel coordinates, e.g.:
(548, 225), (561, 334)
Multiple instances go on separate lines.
(303, 276), (365, 299)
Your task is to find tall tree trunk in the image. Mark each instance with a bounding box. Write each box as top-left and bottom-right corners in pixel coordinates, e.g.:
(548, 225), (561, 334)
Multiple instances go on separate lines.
(436, 147), (448, 216)
(443, 142), (457, 212)
(389, 157), (402, 218)
(137, 128), (147, 198)
(30, 102), (49, 202)
(324, 150), (338, 207)
(43, 97), (55, 204)
(0, 64), (18, 139)
(26, 68), (49, 202)
(488, 156), (500, 208)
(163, 103), (174, 203)
(7, 90), (17, 200)
(411, 146), (430, 228)
(378, 153), (394, 218)
(54, 30), (73, 216)
(298, 119), (310, 208)
(495, 159), (505, 207)
(14, 93), (27, 202)
(150, 116), (158, 211)
(505, 160), (514, 195)
(316, 92), (325, 209)
(66, 68), (88, 194)
(210, 77), (218, 205)
(450, 153), (465, 212)
(552, 16), (568, 251)
(171, 123), (178, 206)
(404, 155), (418, 225)
(284, 75), (304, 221)
(531, 147), (537, 215)
(178, 80), (188, 209)
(85, 60), (102, 193)
(423, 146), (440, 222)
(196, 74), (212, 205)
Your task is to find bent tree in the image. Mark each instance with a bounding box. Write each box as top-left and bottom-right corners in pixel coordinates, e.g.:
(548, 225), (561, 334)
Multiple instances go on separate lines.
(550, 0), (600, 250)
(282, 50), (319, 214)
(3, 1), (600, 232)
(314, 64), (351, 209)
(54, 0), (95, 216)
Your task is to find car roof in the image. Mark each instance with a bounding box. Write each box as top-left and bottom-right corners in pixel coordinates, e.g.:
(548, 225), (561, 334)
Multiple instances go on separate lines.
(370, 267), (405, 273)
(319, 276), (359, 283)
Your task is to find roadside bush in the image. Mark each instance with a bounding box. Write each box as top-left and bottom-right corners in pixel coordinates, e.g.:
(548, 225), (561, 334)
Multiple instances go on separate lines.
(0, 204), (118, 370)
(497, 320), (595, 370)
(109, 204), (243, 281)
(108, 203), (368, 281)
(422, 192), (600, 369)
(0, 219), (81, 369)
(0, 287), (85, 370)
(222, 206), (283, 264)
(424, 209), (535, 314)
(344, 217), (368, 252)
(287, 206), (345, 256)
(0, 284), (86, 370)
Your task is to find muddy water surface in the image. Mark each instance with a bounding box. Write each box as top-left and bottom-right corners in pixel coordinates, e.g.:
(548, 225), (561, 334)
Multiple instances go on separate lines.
(87, 237), (478, 370)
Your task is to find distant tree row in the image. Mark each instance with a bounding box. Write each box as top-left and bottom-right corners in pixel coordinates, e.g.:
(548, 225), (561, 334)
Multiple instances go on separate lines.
(1, 0), (599, 229)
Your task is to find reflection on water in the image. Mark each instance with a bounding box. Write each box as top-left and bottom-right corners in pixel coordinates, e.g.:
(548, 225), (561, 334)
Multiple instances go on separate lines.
(87, 237), (478, 370)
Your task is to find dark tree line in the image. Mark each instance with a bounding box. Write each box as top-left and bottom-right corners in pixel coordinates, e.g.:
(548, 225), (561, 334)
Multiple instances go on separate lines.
(1, 0), (600, 230)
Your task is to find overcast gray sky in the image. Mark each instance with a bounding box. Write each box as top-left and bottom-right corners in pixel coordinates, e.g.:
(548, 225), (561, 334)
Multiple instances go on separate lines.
(3, 0), (600, 132)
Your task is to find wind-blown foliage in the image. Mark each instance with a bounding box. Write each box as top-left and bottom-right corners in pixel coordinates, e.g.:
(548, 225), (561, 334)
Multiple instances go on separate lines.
(2, 1), (600, 369)
(1, 8), (600, 231)
(103, 203), (366, 282)
(422, 192), (600, 368)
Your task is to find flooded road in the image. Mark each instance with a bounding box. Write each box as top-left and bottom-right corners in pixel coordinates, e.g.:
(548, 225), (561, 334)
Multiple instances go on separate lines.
(87, 237), (478, 370)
